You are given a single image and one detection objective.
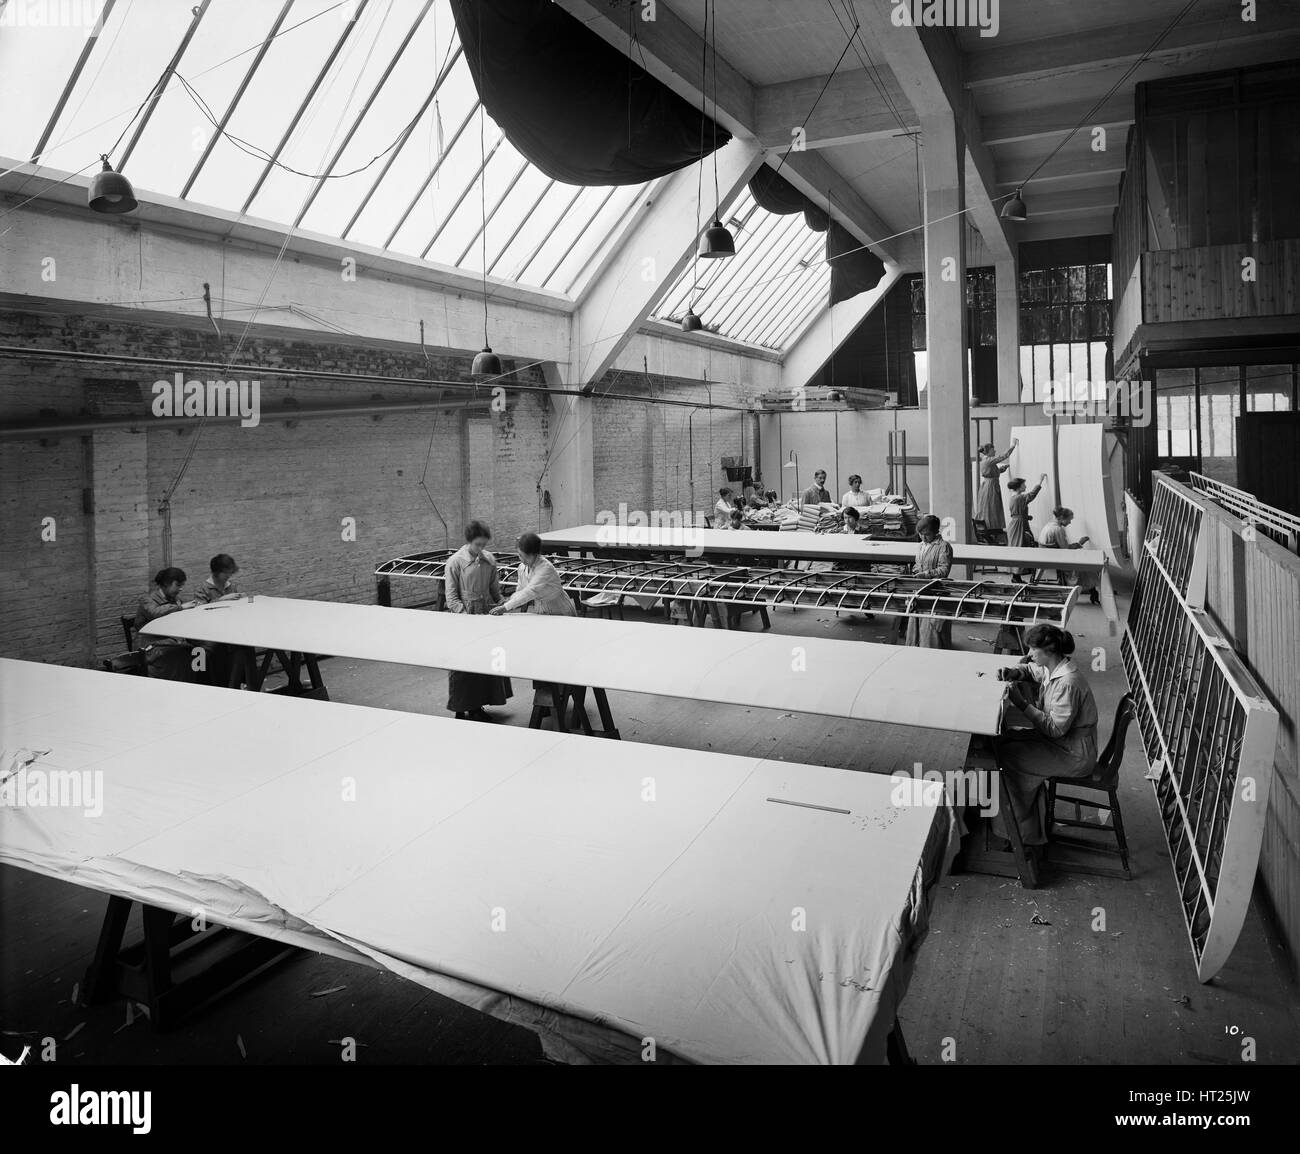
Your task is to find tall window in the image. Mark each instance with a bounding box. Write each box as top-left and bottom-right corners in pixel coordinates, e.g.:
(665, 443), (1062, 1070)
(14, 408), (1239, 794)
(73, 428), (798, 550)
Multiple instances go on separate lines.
(1018, 263), (1113, 403)
(907, 268), (997, 402)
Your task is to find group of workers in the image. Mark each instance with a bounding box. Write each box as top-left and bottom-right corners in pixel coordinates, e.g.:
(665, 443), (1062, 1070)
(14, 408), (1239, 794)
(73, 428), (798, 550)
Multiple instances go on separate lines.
(437, 516), (1100, 861)
(133, 553), (254, 685)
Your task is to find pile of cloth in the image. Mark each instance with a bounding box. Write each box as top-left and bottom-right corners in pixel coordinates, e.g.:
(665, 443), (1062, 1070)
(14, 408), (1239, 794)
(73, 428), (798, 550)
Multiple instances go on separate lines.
(861, 495), (918, 539)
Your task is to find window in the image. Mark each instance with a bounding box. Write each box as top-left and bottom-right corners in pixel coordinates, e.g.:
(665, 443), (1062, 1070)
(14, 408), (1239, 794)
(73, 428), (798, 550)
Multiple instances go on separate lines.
(1197, 367), (1241, 485)
(1018, 263), (1113, 402)
(1246, 365), (1294, 411)
(1156, 368), (1197, 459)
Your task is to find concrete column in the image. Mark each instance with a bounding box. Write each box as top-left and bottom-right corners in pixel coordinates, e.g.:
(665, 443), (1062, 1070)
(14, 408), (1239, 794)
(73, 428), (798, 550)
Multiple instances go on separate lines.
(995, 255), (1022, 405)
(920, 114), (971, 542)
(543, 363), (595, 529)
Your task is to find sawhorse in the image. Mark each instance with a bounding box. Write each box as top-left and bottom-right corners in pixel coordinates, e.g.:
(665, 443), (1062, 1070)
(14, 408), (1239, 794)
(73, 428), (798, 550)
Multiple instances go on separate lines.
(528, 683), (621, 739)
(83, 896), (300, 1029)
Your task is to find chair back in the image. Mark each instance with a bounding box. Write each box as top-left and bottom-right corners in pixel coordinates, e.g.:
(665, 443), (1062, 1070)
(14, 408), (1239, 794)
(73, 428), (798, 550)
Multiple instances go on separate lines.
(1094, 693), (1137, 785)
(120, 615), (137, 650)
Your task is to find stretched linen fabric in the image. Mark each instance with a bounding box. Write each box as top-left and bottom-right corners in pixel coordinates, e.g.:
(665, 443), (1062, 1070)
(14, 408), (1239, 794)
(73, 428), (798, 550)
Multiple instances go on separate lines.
(0, 659), (958, 1065)
(450, 0), (729, 185)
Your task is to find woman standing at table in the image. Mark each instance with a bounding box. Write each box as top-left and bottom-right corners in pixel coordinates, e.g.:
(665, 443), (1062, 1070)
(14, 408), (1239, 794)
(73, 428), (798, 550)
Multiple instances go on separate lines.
(1006, 473), (1047, 582)
(444, 520), (513, 721)
(903, 514), (953, 648)
(975, 440), (1017, 532)
(993, 623), (1099, 855)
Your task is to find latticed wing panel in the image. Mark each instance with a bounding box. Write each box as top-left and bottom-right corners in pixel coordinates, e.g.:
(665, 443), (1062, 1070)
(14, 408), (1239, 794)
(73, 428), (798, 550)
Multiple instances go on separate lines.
(375, 551), (1078, 626)
(1123, 474), (1278, 982)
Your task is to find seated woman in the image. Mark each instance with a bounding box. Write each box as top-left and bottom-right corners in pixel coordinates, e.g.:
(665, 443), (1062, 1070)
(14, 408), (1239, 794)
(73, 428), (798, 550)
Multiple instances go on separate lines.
(193, 552), (257, 688)
(993, 623), (1099, 856)
(713, 487), (735, 526)
(841, 507), (862, 534)
(1040, 507), (1100, 605)
(903, 514), (953, 648)
(444, 520), (514, 721)
(722, 508), (745, 531)
(134, 567), (196, 680)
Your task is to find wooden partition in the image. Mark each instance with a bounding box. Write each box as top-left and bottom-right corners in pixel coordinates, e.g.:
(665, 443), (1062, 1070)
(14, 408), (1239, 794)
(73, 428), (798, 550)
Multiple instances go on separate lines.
(1198, 482), (1300, 974)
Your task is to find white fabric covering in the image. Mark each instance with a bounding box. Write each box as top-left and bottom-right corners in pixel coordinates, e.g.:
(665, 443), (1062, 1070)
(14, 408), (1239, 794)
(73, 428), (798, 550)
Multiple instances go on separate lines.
(140, 597), (1010, 735)
(542, 523), (1107, 572)
(0, 659), (954, 1064)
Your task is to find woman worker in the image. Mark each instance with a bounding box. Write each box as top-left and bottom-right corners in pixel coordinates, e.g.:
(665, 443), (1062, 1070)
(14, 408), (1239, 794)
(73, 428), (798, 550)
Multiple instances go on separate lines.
(841, 474), (870, 510)
(975, 439), (1017, 532)
(444, 520), (513, 721)
(993, 624), (1099, 856)
(134, 567), (197, 680)
(1041, 507), (1100, 605)
(903, 513), (953, 648)
(193, 552), (257, 688)
(1006, 473), (1048, 583)
(490, 533), (574, 618)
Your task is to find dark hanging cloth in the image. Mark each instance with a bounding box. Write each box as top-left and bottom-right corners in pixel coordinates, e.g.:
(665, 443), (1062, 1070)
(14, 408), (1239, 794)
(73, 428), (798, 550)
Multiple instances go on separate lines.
(450, 0), (730, 186)
(747, 165), (886, 305)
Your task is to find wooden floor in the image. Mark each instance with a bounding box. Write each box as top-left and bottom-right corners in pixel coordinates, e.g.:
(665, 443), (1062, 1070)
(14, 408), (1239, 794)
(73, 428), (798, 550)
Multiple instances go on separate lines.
(3, 583), (1298, 1064)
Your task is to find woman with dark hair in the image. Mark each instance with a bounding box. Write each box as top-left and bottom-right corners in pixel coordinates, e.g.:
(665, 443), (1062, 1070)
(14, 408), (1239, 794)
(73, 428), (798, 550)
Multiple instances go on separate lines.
(444, 521), (513, 721)
(994, 623), (1100, 852)
(490, 533), (574, 617)
(841, 474), (870, 509)
(193, 553), (256, 688)
(1041, 507), (1100, 605)
(1006, 472), (1048, 582)
(134, 566), (196, 680)
(975, 439), (1017, 532)
(903, 514), (953, 648)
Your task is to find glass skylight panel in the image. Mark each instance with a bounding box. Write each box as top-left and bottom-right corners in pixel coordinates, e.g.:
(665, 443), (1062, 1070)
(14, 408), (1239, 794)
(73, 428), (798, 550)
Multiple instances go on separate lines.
(652, 190), (830, 349)
(4, 0), (668, 300)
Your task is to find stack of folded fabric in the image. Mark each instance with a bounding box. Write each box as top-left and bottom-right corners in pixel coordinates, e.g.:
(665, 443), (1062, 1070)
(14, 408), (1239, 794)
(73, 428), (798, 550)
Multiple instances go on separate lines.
(862, 495), (919, 539)
(815, 509), (844, 534)
(796, 504), (824, 533)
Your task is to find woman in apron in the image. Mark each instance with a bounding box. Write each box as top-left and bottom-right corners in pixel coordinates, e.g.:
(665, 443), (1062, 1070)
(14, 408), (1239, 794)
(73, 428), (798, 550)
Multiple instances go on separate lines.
(975, 439), (1017, 533)
(1040, 507), (1100, 605)
(993, 624), (1100, 856)
(1006, 473), (1047, 582)
(903, 514), (954, 648)
(444, 520), (513, 721)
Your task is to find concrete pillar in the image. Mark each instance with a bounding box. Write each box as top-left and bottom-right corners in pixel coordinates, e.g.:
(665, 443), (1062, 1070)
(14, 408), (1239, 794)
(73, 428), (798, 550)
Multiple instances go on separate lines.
(543, 364), (594, 529)
(920, 113), (971, 543)
(995, 255), (1022, 405)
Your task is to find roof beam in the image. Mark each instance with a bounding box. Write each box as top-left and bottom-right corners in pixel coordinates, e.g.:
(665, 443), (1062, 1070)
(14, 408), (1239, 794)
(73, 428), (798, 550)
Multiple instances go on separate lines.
(775, 150), (916, 268)
(853, 10), (1013, 264)
(754, 66), (917, 150)
(552, 0), (903, 265)
(981, 95), (1132, 147)
(551, 0), (754, 138)
(966, 8), (1300, 87)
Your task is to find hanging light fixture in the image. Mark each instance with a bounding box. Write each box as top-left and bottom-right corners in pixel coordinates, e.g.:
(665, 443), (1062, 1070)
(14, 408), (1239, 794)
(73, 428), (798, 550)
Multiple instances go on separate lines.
(681, 308), (703, 332)
(88, 155), (137, 215)
(699, 0), (734, 259)
(1000, 188), (1028, 222)
(471, 8), (501, 379)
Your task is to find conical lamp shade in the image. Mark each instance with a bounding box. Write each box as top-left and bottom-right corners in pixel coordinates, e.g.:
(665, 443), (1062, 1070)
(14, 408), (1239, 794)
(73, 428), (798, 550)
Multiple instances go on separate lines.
(1000, 189), (1027, 222)
(472, 346), (502, 377)
(681, 309), (703, 332)
(699, 219), (735, 259)
(89, 157), (137, 215)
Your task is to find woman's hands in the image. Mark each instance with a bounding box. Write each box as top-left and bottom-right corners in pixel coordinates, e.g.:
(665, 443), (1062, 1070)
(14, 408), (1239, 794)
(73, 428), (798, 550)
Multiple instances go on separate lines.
(1006, 683), (1031, 711)
(1040, 472), (1048, 482)
(488, 604), (506, 616)
(1011, 438), (1019, 448)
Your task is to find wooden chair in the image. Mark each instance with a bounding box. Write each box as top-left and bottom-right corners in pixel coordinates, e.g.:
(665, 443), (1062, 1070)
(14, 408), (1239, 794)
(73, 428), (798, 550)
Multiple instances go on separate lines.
(1045, 693), (1136, 878)
(970, 519), (1009, 578)
(120, 615), (137, 650)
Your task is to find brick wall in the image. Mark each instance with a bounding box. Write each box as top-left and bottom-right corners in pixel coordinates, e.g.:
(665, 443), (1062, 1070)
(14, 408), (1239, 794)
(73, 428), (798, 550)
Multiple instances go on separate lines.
(591, 370), (761, 523)
(1, 302), (766, 659)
